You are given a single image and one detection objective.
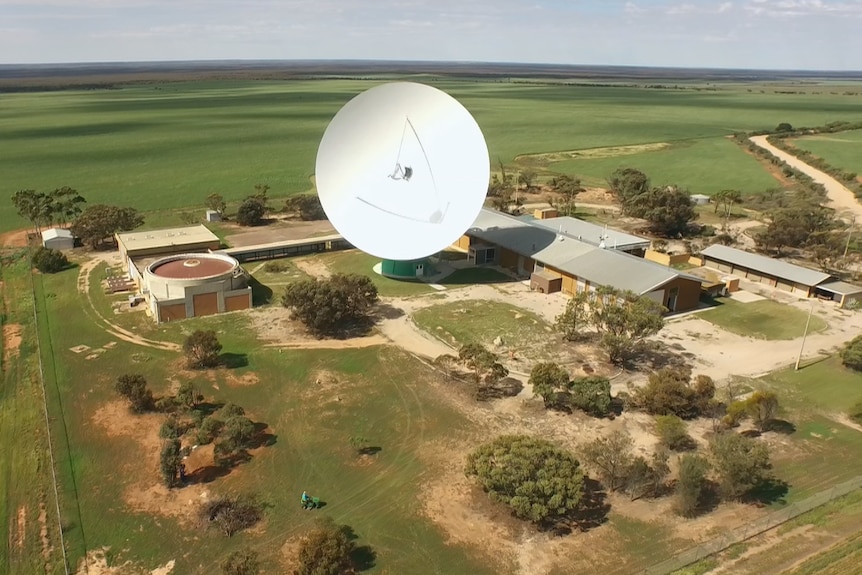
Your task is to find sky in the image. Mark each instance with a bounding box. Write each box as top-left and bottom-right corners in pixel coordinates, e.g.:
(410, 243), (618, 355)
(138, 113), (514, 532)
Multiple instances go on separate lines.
(1, 0), (860, 70)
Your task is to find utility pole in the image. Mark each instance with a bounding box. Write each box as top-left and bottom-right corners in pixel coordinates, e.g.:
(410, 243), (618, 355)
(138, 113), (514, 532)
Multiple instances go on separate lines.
(795, 299), (815, 371)
(844, 217), (855, 259)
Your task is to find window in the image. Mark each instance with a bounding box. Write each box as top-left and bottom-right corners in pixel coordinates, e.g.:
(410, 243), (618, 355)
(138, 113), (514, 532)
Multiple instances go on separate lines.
(485, 248), (496, 262)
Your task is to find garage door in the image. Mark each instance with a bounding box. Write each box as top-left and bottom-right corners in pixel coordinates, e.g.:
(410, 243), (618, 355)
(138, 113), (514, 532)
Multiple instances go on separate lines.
(713, 261), (731, 273)
(776, 280), (794, 292)
(746, 271), (762, 282)
(193, 292), (219, 317)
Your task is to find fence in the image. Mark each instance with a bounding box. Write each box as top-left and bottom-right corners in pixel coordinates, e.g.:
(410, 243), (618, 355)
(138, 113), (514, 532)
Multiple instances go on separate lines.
(635, 476), (862, 575)
(644, 250), (702, 267)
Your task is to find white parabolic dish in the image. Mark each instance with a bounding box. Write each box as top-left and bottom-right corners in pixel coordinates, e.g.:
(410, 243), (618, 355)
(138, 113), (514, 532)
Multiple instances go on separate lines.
(315, 82), (490, 261)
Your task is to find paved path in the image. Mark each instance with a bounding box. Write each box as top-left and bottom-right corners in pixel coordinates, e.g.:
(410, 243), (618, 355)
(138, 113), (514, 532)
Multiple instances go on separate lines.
(749, 135), (862, 220)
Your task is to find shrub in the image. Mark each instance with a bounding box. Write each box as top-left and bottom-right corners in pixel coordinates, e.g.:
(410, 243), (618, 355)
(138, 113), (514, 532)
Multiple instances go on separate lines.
(570, 376), (612, 417)
(196, 416), (223, 446)
(159, 416), (184, 440)
(160, 438), (182, 488)
(263, 260), (287, 273)
(296, 517), (357, 575)
(235, 198), (266, 226)
(199, 495), (263, 537)
(183, 330), (223, 369)
(465, 435), (584, 526)
(655, 415), (693, 451)
(221, 548), (260, 575)
(850, 400), (862, 425)
(674, 454), (710, 517)
(115, 374), (155, 413)
(31, 246), (69, 273)
(840, 335), (862, 371)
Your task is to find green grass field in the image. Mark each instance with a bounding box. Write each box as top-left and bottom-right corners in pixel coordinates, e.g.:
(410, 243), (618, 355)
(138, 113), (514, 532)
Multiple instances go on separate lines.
(5, 79), (862, 231)
(790, 130), (862, 177)
(33, 261), (495, 574)
(308, 250), (435, 297)
(0, 251), (65, 574)
(700, 299), (828, 340)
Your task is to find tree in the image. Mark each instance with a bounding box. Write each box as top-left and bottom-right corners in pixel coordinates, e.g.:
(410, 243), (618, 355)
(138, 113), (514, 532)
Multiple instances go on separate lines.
(465, 435), (584, 526)
(590, 287), (666, 364)
(841, 335), (862, 371)
(70, 204), (144, 248)
(674, 454), (710, 517)
(549, 175), (583, 216)
(631, 367), (715, 419)
(196, 416), (224, 446)
(775, 122), (794, 133)
(183, 330), (223, 369)
(252, 183), (270, 208)
(755, 205), (836, 255)
(655, 415), (693, 451)
(296, 517), (356, 575)
(49, 186), (86, 226)
(555, 290), (590, 341)
(31, 247), (69, 273)
(608, 168), (650, 211)
(115, 374), (154, 413)
(745, 391), (779, 431)
(235, 197), (266, 226)
(714, 189), (742, 221)
(580, 430), (634, 492)
(626, 186), (698, 237)
(11, 189), (52, 233)
(214, 414), (256, 463)
(160, 438), (182, 488)
(159, 416), (184, 440)
(709, 432), (773, 501)
(518, 170), (537, 191)
(529, 362), (570, 409)
(221, 549), (260, 575)
(199, 495), (263, 537)
(284, 193), (327, 221)
(458, 343), (508, 385)
(205, 193), (227, 216)
(624, 449), (670, 501)
(176, 381), (201, 410)
(281, 273), (379, 337)
(569, 376), (612, 417)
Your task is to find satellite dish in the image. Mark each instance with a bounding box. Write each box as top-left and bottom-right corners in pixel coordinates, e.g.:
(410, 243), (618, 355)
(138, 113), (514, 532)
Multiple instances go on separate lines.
(315, 82), (490, 261)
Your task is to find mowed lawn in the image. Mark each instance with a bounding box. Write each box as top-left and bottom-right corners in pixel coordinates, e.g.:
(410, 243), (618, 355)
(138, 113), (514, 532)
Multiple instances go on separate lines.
(308, 249), (436, 297)
(34, 263), (496, 574)
(5, 79), (862, 231)
(754, 358), (862, 501)
(700, 298), (827, 340)
(790, 129), (862, 177)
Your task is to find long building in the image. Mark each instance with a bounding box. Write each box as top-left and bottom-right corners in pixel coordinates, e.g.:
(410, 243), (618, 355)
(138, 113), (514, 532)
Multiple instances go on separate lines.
(454, 209), (702, 313)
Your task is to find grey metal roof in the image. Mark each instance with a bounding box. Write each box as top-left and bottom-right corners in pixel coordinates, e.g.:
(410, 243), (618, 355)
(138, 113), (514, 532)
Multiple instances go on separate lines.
(816, 281), (862, 295)
(531, 216), (651, 250)
(468, 209), (693, 295)
(701, 244), (832, 287)
(41, 228), (73, 240)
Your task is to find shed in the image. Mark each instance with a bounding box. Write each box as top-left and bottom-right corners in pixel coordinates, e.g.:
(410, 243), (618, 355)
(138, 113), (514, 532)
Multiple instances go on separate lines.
(701, 244), (832, 297)
(530, 269), (562, 294)
(206, 210), (222, 222)
(815, 281), (862, 308)
(41, 228), (74, 250)
(691, 194), (711, 206)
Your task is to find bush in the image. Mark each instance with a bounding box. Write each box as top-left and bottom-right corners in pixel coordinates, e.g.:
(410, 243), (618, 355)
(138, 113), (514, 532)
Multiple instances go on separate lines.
(32, 246), (69, 273)
(465, 435), (584, 526)
(263, 260), (287, 273)
(235, 198), (266, 226)
(850, 400), (862, 425)
(674, 454), (711, 517)
(282, 273), (379, 338)
(655, 415), (693, 451)
(196, 416), (223, 446)
(115, 374), (155, 413)
(631, 368), (714, 419)
(160, 438), (182, 488)
(159, 416), (184, 440)
(709, 432), (773, 501)
(199, 495), (263, 537)
(221, 548), (260, 575)
(296, 517), (357, 575)
(841, 335), (862, 371)
(183, 330), (223, 369)
(570, 376), (612, 417)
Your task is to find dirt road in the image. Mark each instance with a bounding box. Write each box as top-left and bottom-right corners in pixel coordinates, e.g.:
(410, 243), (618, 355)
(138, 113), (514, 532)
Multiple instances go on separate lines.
(749, 135), (862, 220)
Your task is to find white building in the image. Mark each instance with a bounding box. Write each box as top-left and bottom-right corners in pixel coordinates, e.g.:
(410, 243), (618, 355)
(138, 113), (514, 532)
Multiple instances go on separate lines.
(41, 228), (74, 250)
(691, 194), (711, 206)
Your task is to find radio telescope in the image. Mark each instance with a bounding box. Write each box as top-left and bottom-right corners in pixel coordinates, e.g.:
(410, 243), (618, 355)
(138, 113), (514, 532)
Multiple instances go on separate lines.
(315, 82), (490, 262)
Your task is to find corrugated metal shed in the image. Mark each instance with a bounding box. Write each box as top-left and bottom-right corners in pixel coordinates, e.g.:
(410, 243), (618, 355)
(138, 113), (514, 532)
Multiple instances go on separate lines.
(816, 281), (862, 296)
(701, 244), (831, 287)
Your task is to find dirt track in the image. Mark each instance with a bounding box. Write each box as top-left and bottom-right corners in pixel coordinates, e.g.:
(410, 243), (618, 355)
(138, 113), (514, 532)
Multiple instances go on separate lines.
(749, 135), (862, 220)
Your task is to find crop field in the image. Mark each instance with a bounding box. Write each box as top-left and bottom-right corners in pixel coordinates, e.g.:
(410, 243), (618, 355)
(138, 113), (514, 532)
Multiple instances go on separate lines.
(4, 78), (862, 231)
(790, 129), (862, 177)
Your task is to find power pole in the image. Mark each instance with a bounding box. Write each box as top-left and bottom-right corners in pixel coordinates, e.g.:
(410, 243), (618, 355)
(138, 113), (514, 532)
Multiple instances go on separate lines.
(795, 299), (815, 371)
(844, 217), (855, 259)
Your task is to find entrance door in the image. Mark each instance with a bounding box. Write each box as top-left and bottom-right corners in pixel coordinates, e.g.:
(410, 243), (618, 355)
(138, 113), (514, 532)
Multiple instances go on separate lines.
(415, 263), (424, 277)
(667, 287), (679, 312)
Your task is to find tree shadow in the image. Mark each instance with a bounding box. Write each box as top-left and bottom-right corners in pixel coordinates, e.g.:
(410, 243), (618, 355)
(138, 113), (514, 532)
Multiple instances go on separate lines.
(219, 352), (248, 369)
(696, 481), (722, 516)
(628, 341), (691, 372)
(567, 477), (610, 532)
(762, 419), (796, 435)
(356, 446), (382, 456)
(249, 277), (273, 306)
(184, 464), (232, 485)
(475, 377), (523, 401)
(372, 302), (405, 321)
(745, 477), (790, 506)
(740, 429), (762, 438)
(339, 525), (376, 571)
(248, 422), (278, 448)
(192, 401), (225, 418)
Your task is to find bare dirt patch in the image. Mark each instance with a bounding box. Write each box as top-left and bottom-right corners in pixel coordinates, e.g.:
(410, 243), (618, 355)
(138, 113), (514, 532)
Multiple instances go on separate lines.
(2, 323), (22, 364)
(39, 502), (51, 560)
(516, 142), (670, 164)
(15, 505), (26, 549)
(74, 549), (175, 575)
(225, 372), (260, 387)
(223, 218), (336, 248)
(0, 229), (28, 248)
(292, 257), (331, 279)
